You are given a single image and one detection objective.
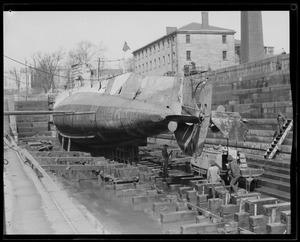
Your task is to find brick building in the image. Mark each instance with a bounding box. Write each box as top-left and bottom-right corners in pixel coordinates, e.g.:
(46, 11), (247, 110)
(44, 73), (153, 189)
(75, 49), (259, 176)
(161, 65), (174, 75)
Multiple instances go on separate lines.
(132, 12), (237, 76)
(235, 39), (274, 64)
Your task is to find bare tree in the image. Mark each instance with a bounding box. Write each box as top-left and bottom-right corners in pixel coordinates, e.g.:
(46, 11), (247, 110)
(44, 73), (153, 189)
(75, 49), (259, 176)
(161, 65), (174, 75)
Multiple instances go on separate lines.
(68, 40), (106, 66)
(12, 67), (21, 93)
(31, 49), (65, 93)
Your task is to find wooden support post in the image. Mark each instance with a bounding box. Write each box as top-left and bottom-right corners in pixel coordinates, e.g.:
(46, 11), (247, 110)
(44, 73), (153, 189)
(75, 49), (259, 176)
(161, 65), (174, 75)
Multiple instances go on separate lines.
(246, 177), (254, 192)
(121, 147), (124, 164)
(62, 137), (65, 149)
(135, 146), (139, 164)
(270, 208), (277, 224)
(67, 138), (71, 152)
(131, 145), (134, 165)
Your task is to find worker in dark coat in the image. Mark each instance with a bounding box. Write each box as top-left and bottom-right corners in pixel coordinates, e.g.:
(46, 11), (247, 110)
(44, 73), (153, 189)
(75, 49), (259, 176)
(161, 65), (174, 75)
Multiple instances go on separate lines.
(273, 112), (287, 139)
(277, 112), (287, 134)
(162, 144), (172, 178)
(227, 155), (241, 194)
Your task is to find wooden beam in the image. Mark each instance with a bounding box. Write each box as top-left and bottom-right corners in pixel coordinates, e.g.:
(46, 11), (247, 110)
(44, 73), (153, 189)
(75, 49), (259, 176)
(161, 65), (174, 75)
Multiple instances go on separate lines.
(186, 202), (223, 221)
(38, 157), (95, 164)
(4, 111), (95, 116)
(41, 165), (105, 170)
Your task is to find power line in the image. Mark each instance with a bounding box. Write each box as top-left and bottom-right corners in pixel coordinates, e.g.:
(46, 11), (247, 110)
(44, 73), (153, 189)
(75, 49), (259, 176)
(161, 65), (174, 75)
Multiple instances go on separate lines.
(100, 58), (124, 63)
(4, 55), (70, 80)
(5, 55), (126, 83)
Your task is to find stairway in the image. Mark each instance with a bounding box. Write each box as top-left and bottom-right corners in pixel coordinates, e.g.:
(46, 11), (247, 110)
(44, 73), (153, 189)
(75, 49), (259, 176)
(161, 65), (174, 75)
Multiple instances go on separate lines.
(264, 119), (293, 159)
(246, 155), (290, 202)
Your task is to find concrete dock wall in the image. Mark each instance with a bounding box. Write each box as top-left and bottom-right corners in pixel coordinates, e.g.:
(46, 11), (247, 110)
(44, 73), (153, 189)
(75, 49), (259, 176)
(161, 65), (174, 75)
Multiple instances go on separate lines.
(195, 54), (291, 119)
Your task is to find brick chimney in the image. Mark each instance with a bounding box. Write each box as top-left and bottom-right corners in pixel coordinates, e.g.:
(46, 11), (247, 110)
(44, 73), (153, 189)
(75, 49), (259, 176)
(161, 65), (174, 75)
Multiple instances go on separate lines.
(202, 11), (209, 29)
(166, 27), (177, 35)
(241, 11), (265, 63)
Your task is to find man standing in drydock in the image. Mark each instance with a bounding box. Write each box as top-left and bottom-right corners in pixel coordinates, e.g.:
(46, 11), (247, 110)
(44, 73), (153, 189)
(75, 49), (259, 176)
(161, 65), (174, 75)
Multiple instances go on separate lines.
(207, 159), (227, 198)
(162, 144), (173, 179)
(227, 155), (241, 194)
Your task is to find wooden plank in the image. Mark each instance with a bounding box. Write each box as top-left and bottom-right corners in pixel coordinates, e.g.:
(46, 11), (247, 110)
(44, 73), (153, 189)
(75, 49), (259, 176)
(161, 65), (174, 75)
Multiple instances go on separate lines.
(31, 151), (93, 157)
(160, 210), (197, 223)
(15, 100), (49, 105)
(41, 165), (105, 170)
(18, 131), (52, 137)
(17, 122), (49, 128)
(186, 202), (223, 221)
(38, 157), (94, 164)
(16, 116), (49, 122)
(181, 222), (225, 234)
(18, 127), (49, 133)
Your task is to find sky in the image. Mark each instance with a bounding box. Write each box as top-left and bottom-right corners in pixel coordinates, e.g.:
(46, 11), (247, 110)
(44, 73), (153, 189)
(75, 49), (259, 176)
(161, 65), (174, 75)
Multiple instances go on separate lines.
(4, 11), (290, 71)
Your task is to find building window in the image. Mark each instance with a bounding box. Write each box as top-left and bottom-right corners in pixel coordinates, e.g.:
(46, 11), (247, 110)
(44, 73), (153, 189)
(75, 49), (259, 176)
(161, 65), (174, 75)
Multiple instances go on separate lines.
(186, 51), (191, 61)
(158, 43), (160, 52)
(186, 35), (191, 44)
(162, 40), (165, 49)
(163, 56), (165, 65)
(168, 54), (170, 64)
(222, 35), (226, 44)
(167, 39), (170, 47)
(153, 45), (156, 53)
(222, 51), (227, 60)
(142, 64), (144, 72)
(154, 59), (156, 68)
(158, 58), (161, 67)
(150, 61), (152, 70)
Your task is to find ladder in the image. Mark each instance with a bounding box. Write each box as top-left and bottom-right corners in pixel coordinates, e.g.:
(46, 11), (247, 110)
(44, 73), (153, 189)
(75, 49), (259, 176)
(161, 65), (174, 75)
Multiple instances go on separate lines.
(264, 119), (293, 159)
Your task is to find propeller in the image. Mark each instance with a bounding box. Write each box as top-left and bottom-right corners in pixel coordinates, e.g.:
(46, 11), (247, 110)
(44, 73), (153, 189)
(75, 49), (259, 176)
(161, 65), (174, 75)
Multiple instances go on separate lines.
(171, 75), (249, 157)
(173, 77), (212, 156)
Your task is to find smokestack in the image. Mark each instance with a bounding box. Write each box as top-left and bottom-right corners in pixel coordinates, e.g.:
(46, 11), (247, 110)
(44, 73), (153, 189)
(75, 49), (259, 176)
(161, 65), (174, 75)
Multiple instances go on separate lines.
(241, 11), (265, 63)
(202, 11), (209, 29)
(166, 27), (177, 35)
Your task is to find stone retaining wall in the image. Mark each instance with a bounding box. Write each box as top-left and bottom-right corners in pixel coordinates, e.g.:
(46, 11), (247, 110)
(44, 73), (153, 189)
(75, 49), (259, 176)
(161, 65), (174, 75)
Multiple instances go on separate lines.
(195, 54), (291, 119)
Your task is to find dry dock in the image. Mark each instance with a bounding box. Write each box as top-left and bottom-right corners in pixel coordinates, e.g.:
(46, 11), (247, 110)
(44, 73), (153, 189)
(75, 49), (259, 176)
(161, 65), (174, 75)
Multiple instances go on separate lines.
(4, 134), (292, 235)
(3, 54), (293, 235)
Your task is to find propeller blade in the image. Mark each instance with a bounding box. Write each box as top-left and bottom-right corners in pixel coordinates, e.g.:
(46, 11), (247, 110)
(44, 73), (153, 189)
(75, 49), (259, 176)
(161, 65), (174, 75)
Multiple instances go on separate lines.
(211, 110), (249, 141)
(174, 82), (213, 156)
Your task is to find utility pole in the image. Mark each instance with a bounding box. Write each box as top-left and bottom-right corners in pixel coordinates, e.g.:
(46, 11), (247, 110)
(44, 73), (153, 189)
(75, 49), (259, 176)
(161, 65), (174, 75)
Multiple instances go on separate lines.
(123, 52), (126, 74)
(25, 59), (28, 100)
(97, 58), (101, 83)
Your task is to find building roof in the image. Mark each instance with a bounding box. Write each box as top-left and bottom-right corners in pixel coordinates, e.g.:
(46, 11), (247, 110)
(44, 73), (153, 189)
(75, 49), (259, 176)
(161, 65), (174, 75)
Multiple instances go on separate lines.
(178, 22), (235, 32)
(101, 69), (123, 76)
(132, 22), (236, 54)
(235, 39), (241, 45)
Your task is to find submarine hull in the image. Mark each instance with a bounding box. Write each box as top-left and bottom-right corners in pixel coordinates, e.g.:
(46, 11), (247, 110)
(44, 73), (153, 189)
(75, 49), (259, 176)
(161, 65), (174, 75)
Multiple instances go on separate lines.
(53, 92), (174, 149)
